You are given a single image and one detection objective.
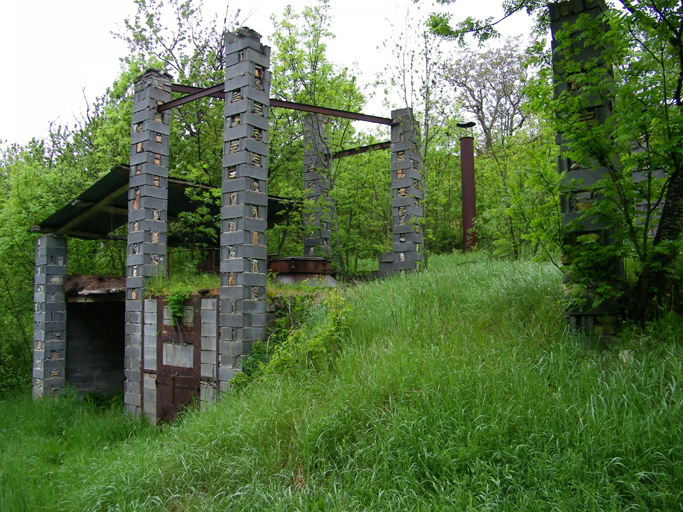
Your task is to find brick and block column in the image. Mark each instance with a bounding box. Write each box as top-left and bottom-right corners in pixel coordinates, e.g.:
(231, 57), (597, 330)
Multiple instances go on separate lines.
(125, 69), (171, 414)
(550, 0), (621, 344)
(32, 235), (68, 398)
(303, 113), (333, 257)
(218, 29), (271, 388)
(379, 108), (424, 275)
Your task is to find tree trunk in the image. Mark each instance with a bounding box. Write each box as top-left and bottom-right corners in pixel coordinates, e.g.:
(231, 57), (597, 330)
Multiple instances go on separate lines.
(630, 169), (683, 319)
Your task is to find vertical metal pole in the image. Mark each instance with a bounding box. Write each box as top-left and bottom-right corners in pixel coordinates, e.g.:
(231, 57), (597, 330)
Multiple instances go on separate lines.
(460, 136), (476, 250)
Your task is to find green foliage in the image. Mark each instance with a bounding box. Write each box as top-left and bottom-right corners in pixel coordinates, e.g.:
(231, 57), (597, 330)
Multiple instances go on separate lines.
(525, 4), (683, 317)
(264, 288), (350, 375)
(166, 288), (191, 327)
(232, 288), (349, 391)
(145, 272), (219, 297)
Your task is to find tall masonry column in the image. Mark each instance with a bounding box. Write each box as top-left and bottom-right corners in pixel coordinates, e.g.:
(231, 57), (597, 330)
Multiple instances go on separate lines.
(549, 0), (621, 346)
(32, 235), (68, 398)
(380, 108), (424, 275)
(125, 69), (171, 414)
(303, 113), (333, 257)
(219, 29), (271, 388)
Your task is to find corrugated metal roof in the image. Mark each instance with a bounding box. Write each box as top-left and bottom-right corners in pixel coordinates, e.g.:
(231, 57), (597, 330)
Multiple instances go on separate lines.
(34, 165), (130, 239)
(32, 165), (295, 244)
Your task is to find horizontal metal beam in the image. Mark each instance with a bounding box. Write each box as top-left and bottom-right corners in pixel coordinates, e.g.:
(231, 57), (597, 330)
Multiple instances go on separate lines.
(30, 225), (127, 241)
(332, 141), (391, 159)
(71, 200), (128, 216)
(160, 84), (225, 112)
(163, 83), (393, 125)
(270, 99), (392, 125)
(55, 183), (130, 236)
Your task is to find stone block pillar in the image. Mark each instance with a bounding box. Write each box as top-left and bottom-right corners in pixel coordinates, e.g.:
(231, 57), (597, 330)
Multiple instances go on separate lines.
(125, 69), (171, 414)
(218, 29), (270, 388)
(303, 114), (333, 257)
(379, 108), (423, 275)
(32, 235), (68, 398)
(549, 0), (621, 344)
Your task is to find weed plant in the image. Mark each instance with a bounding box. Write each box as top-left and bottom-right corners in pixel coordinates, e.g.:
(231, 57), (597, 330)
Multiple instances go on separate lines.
(2, 253), (682, 510)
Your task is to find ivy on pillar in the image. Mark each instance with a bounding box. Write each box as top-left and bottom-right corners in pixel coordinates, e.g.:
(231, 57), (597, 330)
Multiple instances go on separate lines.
(125, 69), (171, 415)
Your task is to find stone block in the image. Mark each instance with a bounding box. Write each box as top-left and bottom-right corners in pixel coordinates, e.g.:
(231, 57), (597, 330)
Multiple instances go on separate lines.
(218, 366), (237, 383)
(220, 258), (251, 273)
(201, 336), (217, 351)
(236, 272), (266, 287)
(201, 350), (216, 365)
(219, 286), (251, 300)
(143, 347), (157, 370)
(220, 313), (247, 328)
(219, 230), (253, 246)
(235, 300), (266, 314)
(200, 364), (216, 380)
(251, 314), (269, 327)
(234, 242), (267, 260)
(125, 323), (142, 336)
(124, 392), (141, 407)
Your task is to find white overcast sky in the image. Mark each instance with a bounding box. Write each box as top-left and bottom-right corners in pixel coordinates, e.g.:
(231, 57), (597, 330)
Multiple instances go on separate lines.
(0, 0), (532, 149)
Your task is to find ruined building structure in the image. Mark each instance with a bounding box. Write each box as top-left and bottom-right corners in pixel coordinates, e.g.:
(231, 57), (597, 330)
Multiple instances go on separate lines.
(32, 29), (424, 422)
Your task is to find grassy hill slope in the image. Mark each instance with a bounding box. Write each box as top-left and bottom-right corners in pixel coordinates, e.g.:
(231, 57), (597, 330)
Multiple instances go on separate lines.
(1, 254), (682, 511)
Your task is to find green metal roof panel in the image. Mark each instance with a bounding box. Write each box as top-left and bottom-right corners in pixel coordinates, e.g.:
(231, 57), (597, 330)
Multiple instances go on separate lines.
(33, 164), (296, 242)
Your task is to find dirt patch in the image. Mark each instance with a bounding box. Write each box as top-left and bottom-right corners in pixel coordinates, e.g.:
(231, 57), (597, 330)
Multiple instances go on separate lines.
(64, 274), (126, 296)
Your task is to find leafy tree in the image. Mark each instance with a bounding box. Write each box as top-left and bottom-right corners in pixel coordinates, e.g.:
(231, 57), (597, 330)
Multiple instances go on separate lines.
(427, 0), (683, 320)
(443, 38), (559, 258)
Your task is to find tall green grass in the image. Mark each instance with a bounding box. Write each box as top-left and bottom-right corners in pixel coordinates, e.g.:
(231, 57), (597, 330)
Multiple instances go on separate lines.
(2, 253), (682, 510)
(0, 390), (153, 511)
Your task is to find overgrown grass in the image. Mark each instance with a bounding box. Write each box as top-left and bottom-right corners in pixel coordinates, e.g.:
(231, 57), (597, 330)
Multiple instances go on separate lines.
(0, 390), (154, 511)
(2, 253), (682, 510)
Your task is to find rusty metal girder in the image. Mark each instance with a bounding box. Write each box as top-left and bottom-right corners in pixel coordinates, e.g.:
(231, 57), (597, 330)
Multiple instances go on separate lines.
(332, 141), (391, 159)
(163, 84), (393, 125)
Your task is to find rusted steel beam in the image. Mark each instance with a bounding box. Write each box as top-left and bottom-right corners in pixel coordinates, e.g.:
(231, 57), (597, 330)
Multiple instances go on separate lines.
(162, 83), (393, 125)
(159, 84), (226, 111)
(270, 99), (393, 125)
(332, 141), (391, 159)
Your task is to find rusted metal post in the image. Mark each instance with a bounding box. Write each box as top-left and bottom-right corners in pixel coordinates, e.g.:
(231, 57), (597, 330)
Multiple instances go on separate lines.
(460, 135), (476, 250)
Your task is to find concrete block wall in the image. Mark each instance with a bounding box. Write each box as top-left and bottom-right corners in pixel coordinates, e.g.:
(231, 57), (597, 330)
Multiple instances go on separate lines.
(379, 108), (424, 275)
(125, 69), (172, 415)
(200, 297), (219, 404)
(141, 298), (158, 421)
(32, 235), (68, 398)
(65, 302), (125, 397)
(218, 29), (271, 388)
(303, 114), (333, 257)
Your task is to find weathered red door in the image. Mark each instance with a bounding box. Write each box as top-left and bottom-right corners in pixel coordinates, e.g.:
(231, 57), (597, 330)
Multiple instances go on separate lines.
(156, 295), (201, 423)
